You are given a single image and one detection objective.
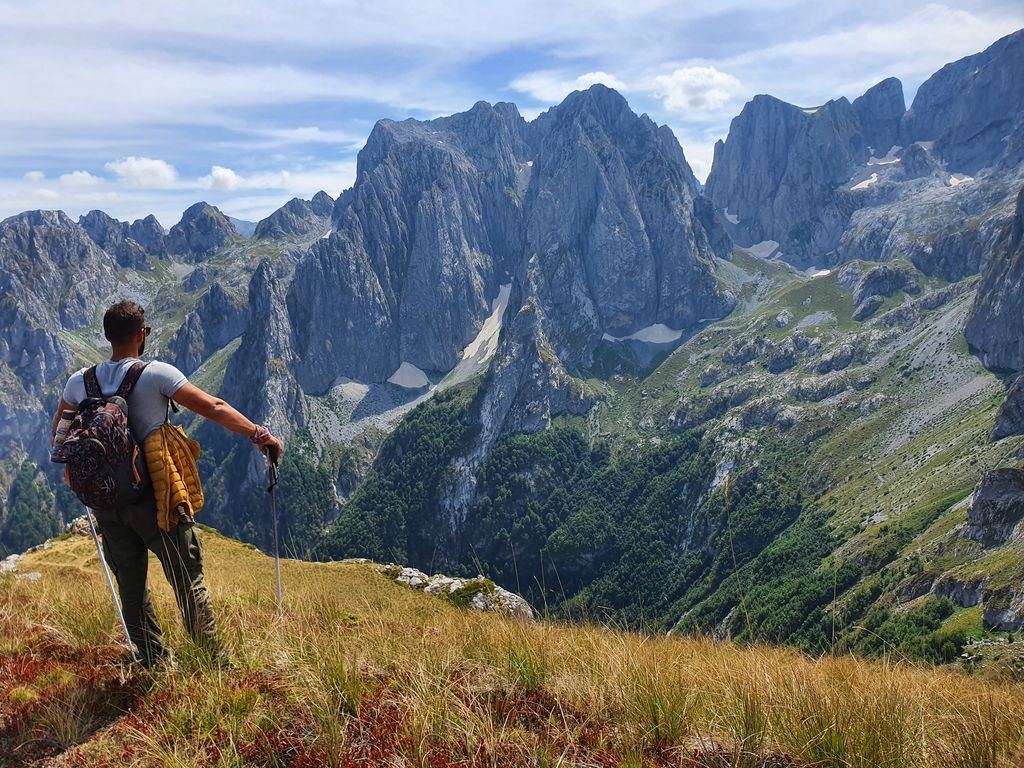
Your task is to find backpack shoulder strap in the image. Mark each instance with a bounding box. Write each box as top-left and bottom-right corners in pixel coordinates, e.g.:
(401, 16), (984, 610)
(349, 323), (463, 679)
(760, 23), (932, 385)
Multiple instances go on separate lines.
(115, 362), (149, 398)
(83, 366), (102, 399)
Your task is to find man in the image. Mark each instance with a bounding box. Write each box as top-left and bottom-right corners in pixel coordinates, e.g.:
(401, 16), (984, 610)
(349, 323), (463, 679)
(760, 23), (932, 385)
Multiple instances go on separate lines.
(52, 300), (283, 667)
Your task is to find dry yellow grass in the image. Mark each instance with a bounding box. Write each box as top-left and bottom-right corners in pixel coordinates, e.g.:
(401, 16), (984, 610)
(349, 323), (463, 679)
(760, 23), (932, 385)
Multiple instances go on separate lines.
(3, 525), (1024, 767)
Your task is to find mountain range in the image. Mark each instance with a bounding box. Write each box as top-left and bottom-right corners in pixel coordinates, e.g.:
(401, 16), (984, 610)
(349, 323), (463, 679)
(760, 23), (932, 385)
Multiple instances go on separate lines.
(2, 29), (1023, 661)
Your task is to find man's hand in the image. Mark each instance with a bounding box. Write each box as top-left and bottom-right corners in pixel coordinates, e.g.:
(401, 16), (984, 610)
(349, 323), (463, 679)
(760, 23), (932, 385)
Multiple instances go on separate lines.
(262, 434), (285, 461)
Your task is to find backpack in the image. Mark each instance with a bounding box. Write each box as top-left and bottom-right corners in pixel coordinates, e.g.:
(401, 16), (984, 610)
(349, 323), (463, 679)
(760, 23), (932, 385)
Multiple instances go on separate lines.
(63, 362), (150, 511)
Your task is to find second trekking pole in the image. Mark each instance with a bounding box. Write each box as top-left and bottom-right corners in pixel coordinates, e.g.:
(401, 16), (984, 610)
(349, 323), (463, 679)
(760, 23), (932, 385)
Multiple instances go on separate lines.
(266, 445), (285, 641)
(85, 511), (139, 663)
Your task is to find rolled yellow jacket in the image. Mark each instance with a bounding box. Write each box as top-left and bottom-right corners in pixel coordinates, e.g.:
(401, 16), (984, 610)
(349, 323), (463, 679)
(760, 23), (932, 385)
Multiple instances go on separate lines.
(143, 423), (204, 533)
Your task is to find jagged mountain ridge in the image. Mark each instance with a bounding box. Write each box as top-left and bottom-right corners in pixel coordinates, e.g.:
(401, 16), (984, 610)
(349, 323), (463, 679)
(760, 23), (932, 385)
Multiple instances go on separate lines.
(707, 28), (1024, 272)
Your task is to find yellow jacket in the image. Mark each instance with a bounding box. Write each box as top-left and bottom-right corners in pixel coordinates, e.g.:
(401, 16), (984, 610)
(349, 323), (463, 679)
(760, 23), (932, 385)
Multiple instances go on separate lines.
(143, 423), (204, 532)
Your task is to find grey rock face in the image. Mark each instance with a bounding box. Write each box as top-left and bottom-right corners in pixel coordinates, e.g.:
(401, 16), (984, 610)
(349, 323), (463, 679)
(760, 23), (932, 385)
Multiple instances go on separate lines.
(166, 202), (236, 260)
(0, 210), (120, 461)
(525, 86), (733, 367)
(707, 33), (1024, 274)
(287, 100), (530, 391)
(78, 210), (149, 269)
(254, 191), (335, 240)
(128, 215), (167, 256)
(0, 210), (117, 333)
(901, 29), (1024, 171)
(965, 468), (1024, 547)
(852, 77), (905, 153)
(992, 375), (1024, 440)
(283, 86), (732, 395)
(167, 282), (248, 374)
(706, 94), (867, 264)
(934, 575), (986, 607)
(965, 186), (1024, 372)
(982, 586), (1024, 632)
(851, 262), (920, 307)
(899, 143), (943, 180)
(220, 260), (303, 437)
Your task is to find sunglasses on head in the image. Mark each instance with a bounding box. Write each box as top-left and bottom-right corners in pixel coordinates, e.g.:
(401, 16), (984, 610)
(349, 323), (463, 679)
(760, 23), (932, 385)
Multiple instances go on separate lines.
(140, 325), (152, 336)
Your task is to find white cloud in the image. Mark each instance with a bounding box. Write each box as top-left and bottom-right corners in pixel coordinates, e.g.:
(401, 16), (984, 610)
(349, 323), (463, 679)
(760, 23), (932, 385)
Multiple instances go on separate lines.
(23, 170), (45, 182)
(58, 170), (102, 187)
(104, 156), (178, 188)
(199, 165), (244, 191)
(652, 66), (742, 113)
(511, 70), (627, 103)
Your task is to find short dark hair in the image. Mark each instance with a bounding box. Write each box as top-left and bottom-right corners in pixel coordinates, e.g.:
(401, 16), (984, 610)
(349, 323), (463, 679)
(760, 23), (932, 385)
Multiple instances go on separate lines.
(103, 301), (146, 343)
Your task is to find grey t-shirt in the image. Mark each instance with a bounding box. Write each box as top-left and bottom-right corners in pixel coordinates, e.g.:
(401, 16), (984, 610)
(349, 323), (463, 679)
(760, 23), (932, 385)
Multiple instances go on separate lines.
(63, 358), (188, 441)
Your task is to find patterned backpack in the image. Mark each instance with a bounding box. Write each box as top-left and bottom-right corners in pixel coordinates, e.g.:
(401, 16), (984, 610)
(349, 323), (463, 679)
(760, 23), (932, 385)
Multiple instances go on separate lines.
(63, 362), (150, 511)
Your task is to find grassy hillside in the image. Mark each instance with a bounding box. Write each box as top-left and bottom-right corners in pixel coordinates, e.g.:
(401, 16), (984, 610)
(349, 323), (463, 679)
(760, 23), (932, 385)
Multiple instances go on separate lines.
(316, 250), (1023, 661)
(3, 526), (1024, 767)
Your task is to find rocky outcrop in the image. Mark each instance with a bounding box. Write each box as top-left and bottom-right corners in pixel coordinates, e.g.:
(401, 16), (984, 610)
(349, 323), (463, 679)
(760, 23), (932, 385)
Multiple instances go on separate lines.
(983, 586), (1024, 632)
(901, 29), (1024, 171)
(899, 143), (943, 180)
(254, 191), (334, 239)
(165, 202), (236, 260)
(383, 564), (534, 619)
(167, 283), (248, 374)
(993, 375), (1024, 440)
(965, 468), (1024, 547)
(966, 186), (1024, 372)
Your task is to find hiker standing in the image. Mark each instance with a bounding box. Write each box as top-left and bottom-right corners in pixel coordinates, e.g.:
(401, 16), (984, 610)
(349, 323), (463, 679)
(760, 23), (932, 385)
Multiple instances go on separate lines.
(51, 300), (283, 667)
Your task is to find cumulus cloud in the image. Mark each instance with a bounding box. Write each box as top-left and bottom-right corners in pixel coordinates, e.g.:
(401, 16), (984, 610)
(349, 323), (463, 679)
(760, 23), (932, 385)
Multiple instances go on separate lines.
(199, 165), (244, 191)
(23, 170), (45, 182)
(511, 70), (627, 103)
(104, 156), (178, 188)
(652, 66), (742, 113)
(58, 170), (102, 187)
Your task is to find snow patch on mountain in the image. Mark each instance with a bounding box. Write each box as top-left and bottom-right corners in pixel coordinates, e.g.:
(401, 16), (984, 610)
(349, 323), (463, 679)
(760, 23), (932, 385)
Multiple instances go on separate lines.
(388, 362), (430, 389)
(602, 323), (684, 344)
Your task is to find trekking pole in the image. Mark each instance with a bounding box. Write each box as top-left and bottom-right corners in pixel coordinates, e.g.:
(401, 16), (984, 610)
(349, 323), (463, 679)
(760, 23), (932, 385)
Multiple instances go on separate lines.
(85, 511), (139, 663)
(266, 445), (285, 641)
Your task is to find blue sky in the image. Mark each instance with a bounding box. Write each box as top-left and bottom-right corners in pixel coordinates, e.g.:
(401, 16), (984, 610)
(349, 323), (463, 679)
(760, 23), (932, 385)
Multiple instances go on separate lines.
(2, 1), (1022, 228)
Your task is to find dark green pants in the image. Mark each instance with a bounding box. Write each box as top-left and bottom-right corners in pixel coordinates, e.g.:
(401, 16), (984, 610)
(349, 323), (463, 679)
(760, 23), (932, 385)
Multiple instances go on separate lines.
(95, 491), (224, 666)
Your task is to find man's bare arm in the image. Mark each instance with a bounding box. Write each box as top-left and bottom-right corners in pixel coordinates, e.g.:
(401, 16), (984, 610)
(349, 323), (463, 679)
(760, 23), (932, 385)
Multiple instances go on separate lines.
(171, 383), (284, 455)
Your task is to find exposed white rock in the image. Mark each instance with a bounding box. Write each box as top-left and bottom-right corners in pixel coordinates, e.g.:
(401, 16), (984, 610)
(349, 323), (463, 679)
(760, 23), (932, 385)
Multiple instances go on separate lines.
(381, 563), (534, 619)
(723, 208), (740, 224)
(949, 174), (974, 187)
(808, 268), (832, 277)
(746, 240), (780, 259)
(850, 173), (879, 191)
(867, 146), (902, 165)
(442, 283), (512, 388)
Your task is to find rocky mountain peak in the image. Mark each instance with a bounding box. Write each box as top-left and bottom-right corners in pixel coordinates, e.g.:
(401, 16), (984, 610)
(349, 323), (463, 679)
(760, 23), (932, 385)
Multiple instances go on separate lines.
(78, 209), (154, 268)
(254, 192), (335, 240)
(852, 77), (905, 153)
(166, 202), (236, 260)
(901, 28), (1024, 171)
